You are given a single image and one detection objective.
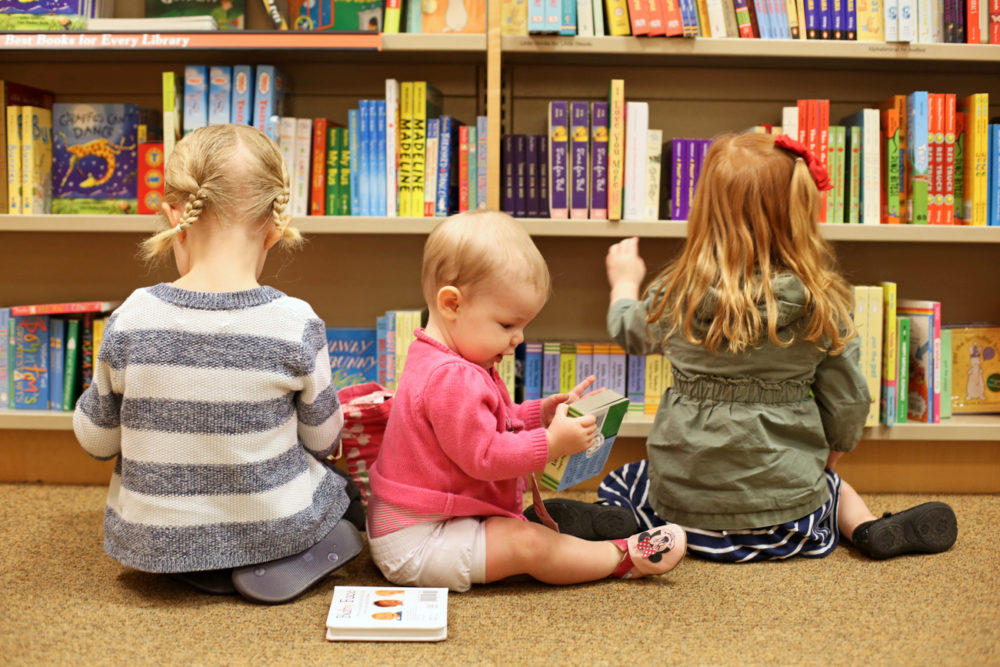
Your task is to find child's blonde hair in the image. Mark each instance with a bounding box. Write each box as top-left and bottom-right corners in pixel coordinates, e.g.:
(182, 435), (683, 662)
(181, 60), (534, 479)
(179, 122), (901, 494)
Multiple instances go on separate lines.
(647, 132), (854, 355)
(422, 210), (551, 305)
(141, 124), (303, 261)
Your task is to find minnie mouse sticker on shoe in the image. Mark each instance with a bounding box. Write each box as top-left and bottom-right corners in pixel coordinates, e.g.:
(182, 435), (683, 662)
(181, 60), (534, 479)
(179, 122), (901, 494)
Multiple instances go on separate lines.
(612, 524), (687, 579)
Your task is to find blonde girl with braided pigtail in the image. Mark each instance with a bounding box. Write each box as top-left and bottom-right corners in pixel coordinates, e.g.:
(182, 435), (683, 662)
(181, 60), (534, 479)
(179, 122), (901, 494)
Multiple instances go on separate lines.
(76, 125), (365, 604)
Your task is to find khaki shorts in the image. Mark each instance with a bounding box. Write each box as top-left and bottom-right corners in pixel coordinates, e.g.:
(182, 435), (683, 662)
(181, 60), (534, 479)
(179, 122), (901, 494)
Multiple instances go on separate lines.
(367, 517), (487, 593)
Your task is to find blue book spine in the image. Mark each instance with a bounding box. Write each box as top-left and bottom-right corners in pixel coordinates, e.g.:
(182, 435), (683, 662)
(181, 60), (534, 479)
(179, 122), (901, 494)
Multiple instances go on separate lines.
(528, 0), (547, 32)
(524, 342), (543, 401)
(989, 124), (1000, 226)
(844, 0), (855, 37)
(609, 347), (627, 396)
(376, 100), (387, 216)
(436, 116), (457, 217)
(384, 311), (397, 391)
(560, 0), (577, 33)
(253, 65), (286, 137)
(358, 100), (371, 217)
(348, 108), (361, 216)
(48, 318), (65, 411)
(376, 315), (387, 387)
(906, 91), (930, 225)
(0, 309), (9, 408)
(230, 65), (254, 125)
(467, 125), (478, 211)
(183, 65), (208, 134)
(208, 65), (232, 126)
(11, 315), (49, 410)
(326, 327), (378, 390)
(476, 115), (488, 210)
(575, 345), (593, 384)
(626, 353), (645, 414)
(405, 0), (422, 32)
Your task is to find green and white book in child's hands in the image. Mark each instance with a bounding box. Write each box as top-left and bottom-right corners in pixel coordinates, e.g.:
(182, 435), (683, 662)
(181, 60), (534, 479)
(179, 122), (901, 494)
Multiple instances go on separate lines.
(540, 388), (630, 492)
(326, 586), (448, 642)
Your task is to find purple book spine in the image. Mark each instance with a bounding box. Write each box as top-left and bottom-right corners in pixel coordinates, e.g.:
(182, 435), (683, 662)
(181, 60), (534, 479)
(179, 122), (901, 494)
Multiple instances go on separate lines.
(626, 353), (645, 413)
(515, 134), (527, 218)
(569, 101), (589, 219)
(548, 101), (569, 219)
(590, 101), (609, 219)
(525, 134), (540, 218)
(670, 138), (683, 220)
(694, 139), (710, 199)
(538, 136), (549, 217)
(678, 139), (692, 220)
(502, 134), (516, 215)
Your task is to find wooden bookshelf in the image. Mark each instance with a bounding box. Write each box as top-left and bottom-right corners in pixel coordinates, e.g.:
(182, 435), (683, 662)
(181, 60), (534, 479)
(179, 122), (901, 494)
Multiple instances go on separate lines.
(1, 17), (998, 490)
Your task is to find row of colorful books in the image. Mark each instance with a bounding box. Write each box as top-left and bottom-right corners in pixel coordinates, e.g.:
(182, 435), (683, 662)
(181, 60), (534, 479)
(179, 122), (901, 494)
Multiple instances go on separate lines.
(0, 0), (242, 30)
(500, 0), (1000, 42)
(1, 301), (119, 411)
(854, 283), (1000, 426)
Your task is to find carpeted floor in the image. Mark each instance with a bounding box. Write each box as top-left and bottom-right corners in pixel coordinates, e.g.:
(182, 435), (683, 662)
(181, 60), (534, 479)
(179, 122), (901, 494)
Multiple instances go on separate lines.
(2, 483), (997, 665)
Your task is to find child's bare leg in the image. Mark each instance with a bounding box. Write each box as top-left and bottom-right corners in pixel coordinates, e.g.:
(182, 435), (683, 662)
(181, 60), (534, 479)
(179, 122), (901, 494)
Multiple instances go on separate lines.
(837, 478), (877, 540)
(484, 516), (622, 584)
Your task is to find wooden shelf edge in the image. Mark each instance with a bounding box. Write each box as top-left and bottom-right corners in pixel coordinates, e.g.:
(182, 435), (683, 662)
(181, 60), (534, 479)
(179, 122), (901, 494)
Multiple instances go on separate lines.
(500, 35), (1000, 63)
(619, 413), (1000, 441)
(6, 215), (1000, 242)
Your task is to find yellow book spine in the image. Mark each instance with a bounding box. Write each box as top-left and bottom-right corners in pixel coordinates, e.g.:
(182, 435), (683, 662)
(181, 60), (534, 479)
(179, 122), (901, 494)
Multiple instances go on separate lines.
(21, 106), (51, 215)
(411, 82), (428, 218)
(498, 354), (516, 397)
(605, 0), (631, 35)
(974, 93), (989, 226)
(559, 343), (577, 394)
(7, 105), (22, 215)
(644, 353), (663, 415)
(398, 82), (414, 217)
(608, 79), (625, 221)
(696, 0), (711, 35)
(866, 286), (883, 427)
(856, 0), (884, 40)
(162, 71), (179, 162)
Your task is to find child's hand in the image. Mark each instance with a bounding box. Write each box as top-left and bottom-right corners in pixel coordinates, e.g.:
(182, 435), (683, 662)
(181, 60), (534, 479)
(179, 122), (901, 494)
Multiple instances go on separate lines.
(541, 375), (598, 427)
(546, 403), (599, 460)
(606, 237), (646, 302)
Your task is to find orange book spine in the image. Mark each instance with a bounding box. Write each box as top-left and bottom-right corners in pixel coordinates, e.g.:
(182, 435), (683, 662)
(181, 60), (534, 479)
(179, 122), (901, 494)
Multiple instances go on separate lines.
(310, 118), (328, 216)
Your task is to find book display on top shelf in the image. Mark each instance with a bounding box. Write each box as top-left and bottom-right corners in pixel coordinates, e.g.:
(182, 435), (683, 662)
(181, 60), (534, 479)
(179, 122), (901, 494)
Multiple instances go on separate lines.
(144, 0), (245, 29)
(289, 0), (383, 31)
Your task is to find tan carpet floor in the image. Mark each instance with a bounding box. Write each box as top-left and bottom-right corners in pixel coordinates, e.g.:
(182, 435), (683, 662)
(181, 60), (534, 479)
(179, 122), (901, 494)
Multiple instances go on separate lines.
(1, 483), (997, 665)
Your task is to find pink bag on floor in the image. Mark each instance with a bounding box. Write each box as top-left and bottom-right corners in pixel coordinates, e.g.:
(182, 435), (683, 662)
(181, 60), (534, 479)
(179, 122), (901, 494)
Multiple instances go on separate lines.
(334, 382), (393, 505)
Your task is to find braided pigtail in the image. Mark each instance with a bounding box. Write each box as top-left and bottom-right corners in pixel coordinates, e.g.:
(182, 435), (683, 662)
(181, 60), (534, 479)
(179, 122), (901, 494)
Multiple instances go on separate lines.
(273, 159), (303, 248)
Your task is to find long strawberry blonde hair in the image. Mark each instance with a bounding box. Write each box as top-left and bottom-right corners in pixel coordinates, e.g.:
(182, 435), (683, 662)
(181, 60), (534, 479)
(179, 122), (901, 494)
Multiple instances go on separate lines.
(646, 132), (855, 355)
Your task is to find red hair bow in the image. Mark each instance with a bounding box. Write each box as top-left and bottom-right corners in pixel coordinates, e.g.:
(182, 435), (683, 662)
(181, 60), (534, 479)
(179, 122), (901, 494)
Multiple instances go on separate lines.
(773, 134), (833, 192)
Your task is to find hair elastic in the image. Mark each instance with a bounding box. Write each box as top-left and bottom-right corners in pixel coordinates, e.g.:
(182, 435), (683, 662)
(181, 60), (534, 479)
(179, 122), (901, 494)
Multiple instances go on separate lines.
(773, 134), (833, 192)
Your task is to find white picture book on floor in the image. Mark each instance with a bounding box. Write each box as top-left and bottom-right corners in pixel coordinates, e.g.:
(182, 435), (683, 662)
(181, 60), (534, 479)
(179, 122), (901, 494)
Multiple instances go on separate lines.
(325, 586), (449, 642)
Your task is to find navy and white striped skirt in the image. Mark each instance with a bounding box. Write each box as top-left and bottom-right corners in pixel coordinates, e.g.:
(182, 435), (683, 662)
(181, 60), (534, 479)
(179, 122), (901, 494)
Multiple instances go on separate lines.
(598, 460), (842, 563)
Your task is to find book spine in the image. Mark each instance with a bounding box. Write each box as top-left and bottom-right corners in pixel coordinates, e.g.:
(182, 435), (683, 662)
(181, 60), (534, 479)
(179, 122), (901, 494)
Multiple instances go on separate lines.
(939, 328), (952, 418)
(436, 117), (456, 217)
(385, 79), (399, 217)
(856, 0), (883, 39)
(477, 116), (489, 210)
(61, 318), (80, 412)
(21, 106), (52, 215)
(137, 141), (165, 216)
(865, 285), (884, 427)
(524, 342), (543, 401)
(562, 0), (579, 33)
(337, 127), (351, 215)
(592, 344), (611, 390)
(907, 91), (930, 224)
(12, 315), (49, 410)
(538, 137), (549, 217)
(895, 316), (909, 423)
(547, 0), (563, 31)
(852, 286), (871, 421)
(294, 117), (312, 217)
(398, 82), (414, 217)
(884, 0), (899, 39)
(648, 0), (667, 33)
(358, 100), (371, 217)
(515, 133), (528, 218)
(384, 311), (396, 392)
(525, 133), (540, 218)
(326, 125), (341, 215)
(861, 109), (879, 224)
(467, 125), (478, 211)
(376, 100), (387, 216)
(559, 343), (577, 393)
(7, 106), (22, 215)
(384, 0), (402, 32)
(569, 101), (589, 219)
(405, 0), (422, 32)
(376, 316), (387, 387)
(529, 0), (548, 32)
(898, 0), (914, 40)
(931, 301), (941, 423)
(847, 124), (861, 223)
(502, 133), (515, 215)
(607, 80), (625, 221)
(79, 313), (94, 394)
(590, 102), (609, 220)
(594, 0), (609, 33)
(706, 0), (729, 35)
(424, 118), (440, 217)
(626, 353), (644, 414)
(575, 343), (594, 386)
(832, 125), (846, 222)
(230, 65), (253, 126)
(208, 65), (232, 127)
(644, 354), (664, 415)
(348, 109), (361, 216)
(411, 82), (429, 218)
(627, 0), (651, 33)
(645, 129), (663, 221)
(992, 0), (1000, 42)
(48, 318), (64, 411)
(942, 94), (956, 225)
(662, 0), (685, 32)
(881, 108), (901, 223)
(953, 111), (964, 222)
(184, 65), (208, 135)
(549, 102), (569, 219)
(311, 118), (328, 216)
(608, 344), (627, 396)
(0, 309), (8, 407)
(990, 123), (1000, 226)
(458, 124), (470, 213)
(879, 282), (897, 425)
(605, 0), (632, 35)
(734, 0), (756, 35)
(542, 342), (561, 397)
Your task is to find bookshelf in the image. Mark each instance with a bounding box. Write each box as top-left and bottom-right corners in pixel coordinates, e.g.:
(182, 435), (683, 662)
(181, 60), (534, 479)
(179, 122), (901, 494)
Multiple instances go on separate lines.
(1, 6), (998, 491)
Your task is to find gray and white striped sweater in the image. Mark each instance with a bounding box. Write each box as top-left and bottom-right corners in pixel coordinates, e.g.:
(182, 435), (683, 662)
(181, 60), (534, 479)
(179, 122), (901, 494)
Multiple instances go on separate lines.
(74, 283), (348, 573)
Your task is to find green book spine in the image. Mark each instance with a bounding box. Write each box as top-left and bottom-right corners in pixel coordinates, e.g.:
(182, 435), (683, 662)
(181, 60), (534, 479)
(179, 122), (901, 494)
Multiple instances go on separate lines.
(338, 127), (351, 216)
(326, 126), (341, 216)
(62, 319), (80, 411)
(896, 316), (909, 424)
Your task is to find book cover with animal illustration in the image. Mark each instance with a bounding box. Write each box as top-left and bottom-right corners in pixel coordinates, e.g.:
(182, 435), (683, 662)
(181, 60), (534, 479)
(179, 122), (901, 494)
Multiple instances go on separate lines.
(419, 0), (486, 33)
(289, 0), (383, 31)
(52, 103), (159, 210)
(144, 0), (246, 29)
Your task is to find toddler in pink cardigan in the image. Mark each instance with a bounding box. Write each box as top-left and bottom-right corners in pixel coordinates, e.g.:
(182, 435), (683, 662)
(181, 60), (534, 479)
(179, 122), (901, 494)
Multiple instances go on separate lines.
(366, 210), (685, 592)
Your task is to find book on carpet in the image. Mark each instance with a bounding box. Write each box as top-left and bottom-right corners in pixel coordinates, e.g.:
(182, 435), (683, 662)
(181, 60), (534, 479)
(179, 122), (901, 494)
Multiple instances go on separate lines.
(540, 388), (629, 491)
(325, 586), (448, 642)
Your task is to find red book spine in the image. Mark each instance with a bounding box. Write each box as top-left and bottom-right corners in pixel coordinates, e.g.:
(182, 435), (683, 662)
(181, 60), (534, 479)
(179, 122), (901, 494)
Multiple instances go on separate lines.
(928, 94), (943, 224)
(137, 143), (165, 215)
(942, 94), (956, 225)
(627, 0), (651, 33)
(661, 0), (685, 34)
(967, 0), (981, 42)
(647, 0), (667, 34)
(992, 0), (1000, 43)
(310, 118), (328, 216)
(458, 125), (470, 213)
